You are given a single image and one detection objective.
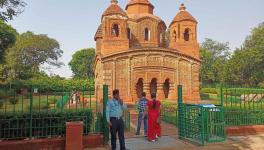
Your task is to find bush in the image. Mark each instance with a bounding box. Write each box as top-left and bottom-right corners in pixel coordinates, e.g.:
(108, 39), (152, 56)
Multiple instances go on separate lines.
(95, 113), (103, 133)
(0, 89), (11, 99)
(259, 82), (264, 88)
(0, 100), (3, 108)
(200, 93), (210, 100)
(9, 98), (19, 105)
(201, 88), (218, 94)
(0, 110), (93, 140)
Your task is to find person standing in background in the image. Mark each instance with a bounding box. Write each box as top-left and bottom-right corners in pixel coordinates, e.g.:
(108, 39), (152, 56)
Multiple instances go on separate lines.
(135, 92), (148, 136)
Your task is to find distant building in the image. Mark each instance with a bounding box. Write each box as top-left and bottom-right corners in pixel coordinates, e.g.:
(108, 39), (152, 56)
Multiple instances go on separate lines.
(94, 0), (200, 103)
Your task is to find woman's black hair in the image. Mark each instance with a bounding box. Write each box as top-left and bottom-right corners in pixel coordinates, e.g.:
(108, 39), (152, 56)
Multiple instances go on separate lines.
(142, 92), (146, 97)
(151, 93), (157, 109)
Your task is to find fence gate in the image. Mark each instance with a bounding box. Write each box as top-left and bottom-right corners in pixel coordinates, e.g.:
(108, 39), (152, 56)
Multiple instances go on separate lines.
(178, 85), (225, 145)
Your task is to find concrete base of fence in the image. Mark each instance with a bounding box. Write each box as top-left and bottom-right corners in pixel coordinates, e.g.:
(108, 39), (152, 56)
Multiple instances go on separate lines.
(0, 134), (103, 150)
(226, 125), (264, 136)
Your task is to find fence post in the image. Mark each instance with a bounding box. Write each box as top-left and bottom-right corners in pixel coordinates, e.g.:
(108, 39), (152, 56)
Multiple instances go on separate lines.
(103, 85), (109, 144)
(178, 85), (184, 138)
(220, 86), (223, 107)
(29, 86), (33, 139)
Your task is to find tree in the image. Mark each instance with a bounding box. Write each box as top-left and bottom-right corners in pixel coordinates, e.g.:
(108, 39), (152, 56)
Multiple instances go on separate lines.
(69, 48), (95, 78)
(224, 22), (264, 86)
(0, 0), (26, 22)
(3, 31), (63, 80)
(0, 20), (17, 63)
(200, 38), (231, 85)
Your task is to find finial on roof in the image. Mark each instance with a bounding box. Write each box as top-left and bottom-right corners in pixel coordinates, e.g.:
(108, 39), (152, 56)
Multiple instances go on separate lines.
(179, 3), (186, 11)
(111, 0), (118, 4)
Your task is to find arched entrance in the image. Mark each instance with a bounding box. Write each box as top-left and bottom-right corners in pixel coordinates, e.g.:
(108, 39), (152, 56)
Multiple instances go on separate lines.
(136, 78), (143, 98)
(150, 78), (157, 95)
(163, 79), (170, 99)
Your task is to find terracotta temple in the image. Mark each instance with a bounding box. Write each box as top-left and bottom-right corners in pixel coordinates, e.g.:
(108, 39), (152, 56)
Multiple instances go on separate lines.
(93, 0), (201, 103)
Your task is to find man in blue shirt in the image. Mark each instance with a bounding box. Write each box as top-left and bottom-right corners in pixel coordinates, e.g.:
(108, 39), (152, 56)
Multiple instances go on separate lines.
(136, 92), (148, 136)
(106, 89), (128, 150)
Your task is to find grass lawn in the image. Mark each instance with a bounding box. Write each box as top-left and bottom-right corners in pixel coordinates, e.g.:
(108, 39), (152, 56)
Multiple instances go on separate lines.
(0, 94), (97, 113)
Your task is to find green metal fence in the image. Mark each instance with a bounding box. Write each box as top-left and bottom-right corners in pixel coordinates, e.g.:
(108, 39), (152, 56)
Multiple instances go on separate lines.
(178, 85), (225, 145)
(221, 87), (264, 126)
(161, 103), (178, 126)
(0, 84), (103, 140)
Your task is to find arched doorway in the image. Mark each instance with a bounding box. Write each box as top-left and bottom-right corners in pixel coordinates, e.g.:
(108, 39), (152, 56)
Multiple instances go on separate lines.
(163, 79), (170, 99)
(150, 78), (157, 95)
(136, 78), (143, 98)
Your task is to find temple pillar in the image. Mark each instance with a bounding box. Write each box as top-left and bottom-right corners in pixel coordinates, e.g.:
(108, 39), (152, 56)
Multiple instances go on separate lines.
(157, 83), (164, 101)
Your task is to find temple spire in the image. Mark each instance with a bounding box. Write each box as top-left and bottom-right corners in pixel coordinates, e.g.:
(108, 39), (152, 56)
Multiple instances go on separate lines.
(179, 3), (186, 11)
(111, 0), (118, 4)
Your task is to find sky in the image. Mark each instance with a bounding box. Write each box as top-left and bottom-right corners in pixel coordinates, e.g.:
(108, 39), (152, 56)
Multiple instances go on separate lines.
(8, 0), (264, 78)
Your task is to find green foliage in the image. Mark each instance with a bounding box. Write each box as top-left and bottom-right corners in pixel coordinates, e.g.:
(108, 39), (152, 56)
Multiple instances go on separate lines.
(95, 113), (103, 133)
(9, 97), (18, 105)
(13, 75), (94, 91)
(69, 48), (95, 78)
(259, 82), (264, 88)
(200, 38), (230, 84)
(0, 20), (17, 63)
(0, 110), (93, 139)
(3, 31), (63, 81)
(0, 100), (3, 108)
(200, 93), (210, 100)
(224, 22), (264, 86)
(0, 0), (26, 22)
(201, 88), (218, 94)
(0, 89), (6, 98)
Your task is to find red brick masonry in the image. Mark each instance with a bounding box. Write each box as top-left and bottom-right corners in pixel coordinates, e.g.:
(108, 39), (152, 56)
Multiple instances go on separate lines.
(66, 122), (83, 150)
(226, 125), (264, 136)
(0, 134), (103, 150)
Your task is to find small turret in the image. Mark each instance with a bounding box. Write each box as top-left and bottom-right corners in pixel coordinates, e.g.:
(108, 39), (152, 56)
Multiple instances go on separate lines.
(169, 4), (199, 59)
(98, 0), (129, 56)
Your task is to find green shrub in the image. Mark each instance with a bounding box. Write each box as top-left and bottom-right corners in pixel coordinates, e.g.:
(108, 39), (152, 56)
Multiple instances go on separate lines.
(259, 82), (264, 88)
(9, 98), (19, 105)
(95, 113), (103, 133)
(0, 110), (93, 140)
(200, 93), (210, 100)
(201, 88), (218, 94)
(0, 100), (3, 108)
(0, 89), (11, 99)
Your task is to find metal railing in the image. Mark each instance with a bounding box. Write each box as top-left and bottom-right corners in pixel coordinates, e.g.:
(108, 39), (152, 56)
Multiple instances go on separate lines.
(0, 84), (103, 140)
(221, 87), (264, 126)
(178, 85), (225, 145)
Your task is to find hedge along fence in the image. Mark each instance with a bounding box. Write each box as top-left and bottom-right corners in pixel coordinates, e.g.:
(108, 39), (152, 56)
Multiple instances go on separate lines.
(0, 110), (103, 140)
(222, 87), (264, 126)
(161, 87), (264, 127)
(161, 101), (178, 126)
(0, 84), (103, 141)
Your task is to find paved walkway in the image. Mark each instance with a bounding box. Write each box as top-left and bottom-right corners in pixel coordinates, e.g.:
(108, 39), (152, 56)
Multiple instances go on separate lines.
(86, 134), (264, 150)
(86, 110), (264, 150)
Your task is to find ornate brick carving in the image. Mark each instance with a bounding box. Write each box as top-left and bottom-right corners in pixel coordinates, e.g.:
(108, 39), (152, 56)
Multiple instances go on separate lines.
(94, 2), (201, 103)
